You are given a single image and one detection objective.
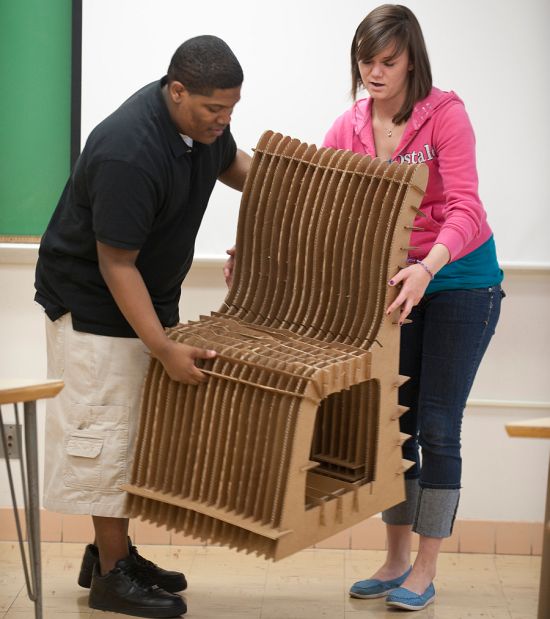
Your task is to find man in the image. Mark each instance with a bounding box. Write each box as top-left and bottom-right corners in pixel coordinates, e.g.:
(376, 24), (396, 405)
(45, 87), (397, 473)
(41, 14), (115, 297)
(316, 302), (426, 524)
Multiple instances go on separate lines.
(35, 35), (251, 618)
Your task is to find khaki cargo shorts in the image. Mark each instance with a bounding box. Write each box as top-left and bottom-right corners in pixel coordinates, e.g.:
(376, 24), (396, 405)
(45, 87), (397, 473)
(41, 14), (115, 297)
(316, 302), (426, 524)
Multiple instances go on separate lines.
(43, 314), (150, 517)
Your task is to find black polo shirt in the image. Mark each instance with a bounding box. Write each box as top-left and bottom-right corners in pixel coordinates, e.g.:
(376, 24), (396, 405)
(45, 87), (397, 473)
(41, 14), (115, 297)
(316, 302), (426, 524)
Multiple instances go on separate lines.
(35, 77), (236, 337)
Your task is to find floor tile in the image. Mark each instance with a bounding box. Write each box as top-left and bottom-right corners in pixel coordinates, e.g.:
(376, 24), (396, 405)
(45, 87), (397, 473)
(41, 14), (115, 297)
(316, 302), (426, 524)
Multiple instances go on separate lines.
(0, 542), (540, 619)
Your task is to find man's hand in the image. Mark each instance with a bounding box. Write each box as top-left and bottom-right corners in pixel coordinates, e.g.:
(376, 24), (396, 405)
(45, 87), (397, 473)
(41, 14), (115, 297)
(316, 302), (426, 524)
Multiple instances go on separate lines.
(97, 241), (216, 385)
(223, 246), (236, 288)
(154, 340), (216, 385)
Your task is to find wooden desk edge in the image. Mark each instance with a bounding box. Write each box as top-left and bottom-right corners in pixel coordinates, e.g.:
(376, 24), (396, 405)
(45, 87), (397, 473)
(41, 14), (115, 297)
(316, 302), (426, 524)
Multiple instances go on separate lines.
(0, 380), (64, 405)
(506, 417), (550, 440)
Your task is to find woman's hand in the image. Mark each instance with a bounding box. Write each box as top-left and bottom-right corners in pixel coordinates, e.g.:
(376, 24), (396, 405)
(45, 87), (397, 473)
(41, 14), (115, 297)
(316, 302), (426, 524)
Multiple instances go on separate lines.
(386, 244), (450, 324)
(385, 264), (432, 325)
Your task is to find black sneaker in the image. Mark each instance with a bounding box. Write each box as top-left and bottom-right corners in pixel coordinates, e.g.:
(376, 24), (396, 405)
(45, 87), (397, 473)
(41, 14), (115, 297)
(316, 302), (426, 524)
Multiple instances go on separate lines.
(88, 554), (186, 618)
(78, 538), (187, 593)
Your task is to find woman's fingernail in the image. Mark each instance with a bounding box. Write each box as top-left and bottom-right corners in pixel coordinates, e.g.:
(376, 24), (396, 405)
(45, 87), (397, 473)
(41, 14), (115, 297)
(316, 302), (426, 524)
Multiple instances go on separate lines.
(389, 279), (395, 285)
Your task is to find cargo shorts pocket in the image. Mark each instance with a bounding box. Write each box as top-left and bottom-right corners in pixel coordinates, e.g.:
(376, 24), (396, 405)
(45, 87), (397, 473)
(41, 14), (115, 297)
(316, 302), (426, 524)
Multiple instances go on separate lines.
(63, 404), (130, 490)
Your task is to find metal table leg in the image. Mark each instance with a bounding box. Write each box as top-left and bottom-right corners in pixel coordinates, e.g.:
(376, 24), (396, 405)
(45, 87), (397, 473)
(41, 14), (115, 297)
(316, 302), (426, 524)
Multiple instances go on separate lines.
(0, 380), (63, 619)
(24, 400), (42, 619)
(539, 456), (550, 619)
(0, 401), (43, 619)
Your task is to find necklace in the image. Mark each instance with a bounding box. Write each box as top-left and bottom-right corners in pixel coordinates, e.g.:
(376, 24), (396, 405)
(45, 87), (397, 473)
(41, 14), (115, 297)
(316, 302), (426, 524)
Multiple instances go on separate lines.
(373, 106), (396, 138)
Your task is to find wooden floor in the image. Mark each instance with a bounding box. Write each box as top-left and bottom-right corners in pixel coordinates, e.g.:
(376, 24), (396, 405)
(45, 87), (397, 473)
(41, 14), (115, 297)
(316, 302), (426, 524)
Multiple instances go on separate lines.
(0, 542), (541, 618)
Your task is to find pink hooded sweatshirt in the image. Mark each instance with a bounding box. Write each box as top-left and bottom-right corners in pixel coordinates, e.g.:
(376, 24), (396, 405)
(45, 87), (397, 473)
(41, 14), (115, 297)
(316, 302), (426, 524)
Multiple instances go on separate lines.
(323, 87), (493, 263)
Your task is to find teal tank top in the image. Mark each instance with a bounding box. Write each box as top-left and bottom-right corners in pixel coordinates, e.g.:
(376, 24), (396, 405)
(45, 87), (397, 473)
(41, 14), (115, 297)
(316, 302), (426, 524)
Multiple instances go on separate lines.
(426, 236), (503, 294)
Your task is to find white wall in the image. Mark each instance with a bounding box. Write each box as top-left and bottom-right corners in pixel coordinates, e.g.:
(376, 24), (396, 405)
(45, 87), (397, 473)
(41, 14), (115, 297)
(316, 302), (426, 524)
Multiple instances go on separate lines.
(0, 251), (548, 522)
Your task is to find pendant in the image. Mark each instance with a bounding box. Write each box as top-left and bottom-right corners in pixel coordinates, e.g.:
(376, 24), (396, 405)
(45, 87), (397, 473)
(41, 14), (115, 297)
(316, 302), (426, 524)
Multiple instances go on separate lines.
(386, 129), (392, 138)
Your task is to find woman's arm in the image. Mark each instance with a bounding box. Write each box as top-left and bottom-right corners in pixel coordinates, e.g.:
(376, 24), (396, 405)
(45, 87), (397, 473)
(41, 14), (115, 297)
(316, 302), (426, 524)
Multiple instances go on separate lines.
(431, 100), (486, 260)
(386, 99), (485, 322)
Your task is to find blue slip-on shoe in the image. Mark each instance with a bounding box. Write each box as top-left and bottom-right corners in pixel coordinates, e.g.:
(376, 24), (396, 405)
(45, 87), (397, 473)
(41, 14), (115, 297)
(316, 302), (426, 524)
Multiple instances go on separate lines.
(386, 582), (436, 610)
(349, 566), (412, 599)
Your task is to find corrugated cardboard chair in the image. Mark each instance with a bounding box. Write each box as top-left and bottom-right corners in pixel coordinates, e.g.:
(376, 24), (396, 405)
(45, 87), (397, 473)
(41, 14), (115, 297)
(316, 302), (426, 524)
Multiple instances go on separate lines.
(122, 131), (428, 560)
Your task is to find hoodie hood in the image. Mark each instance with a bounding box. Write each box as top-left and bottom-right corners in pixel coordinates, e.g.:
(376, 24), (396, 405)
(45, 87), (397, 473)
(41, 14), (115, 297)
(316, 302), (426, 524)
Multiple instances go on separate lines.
(352, 87), (464, 157)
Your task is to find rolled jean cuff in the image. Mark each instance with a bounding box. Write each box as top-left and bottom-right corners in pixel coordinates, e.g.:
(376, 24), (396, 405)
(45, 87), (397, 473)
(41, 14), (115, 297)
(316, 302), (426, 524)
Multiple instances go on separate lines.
(413, 487), (460, 538)
(381, 478), (419, 526)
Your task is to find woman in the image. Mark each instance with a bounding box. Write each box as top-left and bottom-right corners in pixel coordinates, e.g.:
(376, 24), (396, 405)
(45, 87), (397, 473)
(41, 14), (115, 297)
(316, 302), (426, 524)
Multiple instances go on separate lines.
(323, 4), (503, 611)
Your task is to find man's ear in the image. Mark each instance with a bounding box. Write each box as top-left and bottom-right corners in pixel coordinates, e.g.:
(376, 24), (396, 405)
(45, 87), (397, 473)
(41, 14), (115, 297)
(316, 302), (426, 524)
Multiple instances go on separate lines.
(168, 80), (188, 103)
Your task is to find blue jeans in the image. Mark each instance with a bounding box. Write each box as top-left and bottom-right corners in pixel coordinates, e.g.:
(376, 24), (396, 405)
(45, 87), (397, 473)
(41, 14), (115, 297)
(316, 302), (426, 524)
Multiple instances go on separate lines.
(382, 285), (504, 536)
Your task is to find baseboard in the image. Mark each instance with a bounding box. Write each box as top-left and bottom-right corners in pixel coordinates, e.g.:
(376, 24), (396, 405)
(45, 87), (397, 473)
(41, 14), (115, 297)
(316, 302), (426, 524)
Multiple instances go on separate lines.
(0, 508), (542, 556)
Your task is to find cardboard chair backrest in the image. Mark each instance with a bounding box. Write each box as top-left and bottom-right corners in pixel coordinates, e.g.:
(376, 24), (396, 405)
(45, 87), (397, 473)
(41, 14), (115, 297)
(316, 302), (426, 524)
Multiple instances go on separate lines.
(222, 131), (426, 349)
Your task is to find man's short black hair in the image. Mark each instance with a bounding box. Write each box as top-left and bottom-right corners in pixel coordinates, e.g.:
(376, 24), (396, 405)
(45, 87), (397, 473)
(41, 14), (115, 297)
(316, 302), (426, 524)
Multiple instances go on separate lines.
(167, 35), (243, 95)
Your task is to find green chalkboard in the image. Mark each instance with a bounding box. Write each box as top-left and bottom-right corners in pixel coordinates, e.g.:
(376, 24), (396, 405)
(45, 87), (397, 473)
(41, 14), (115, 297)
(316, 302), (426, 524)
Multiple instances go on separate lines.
(0, 1), (72, 241)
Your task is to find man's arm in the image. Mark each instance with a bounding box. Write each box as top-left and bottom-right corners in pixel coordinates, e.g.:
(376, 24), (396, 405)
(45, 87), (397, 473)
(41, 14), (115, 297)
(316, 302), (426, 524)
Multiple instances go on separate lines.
(97, 241), (215, 384)
(218, 148), (252, 191)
